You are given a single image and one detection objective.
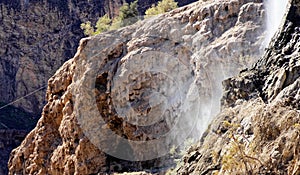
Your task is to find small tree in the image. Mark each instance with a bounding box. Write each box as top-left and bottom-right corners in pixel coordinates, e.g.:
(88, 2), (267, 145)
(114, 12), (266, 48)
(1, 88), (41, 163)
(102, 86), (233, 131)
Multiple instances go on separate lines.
(80, 0), (139, 36)
(80, 21), (94, 36)
(145, 0), (178, 18)
(80, 14), (112, 36)
(95, 14), (112, 34)
(109, 17), (122, 30)
(117, 0), (139, 27)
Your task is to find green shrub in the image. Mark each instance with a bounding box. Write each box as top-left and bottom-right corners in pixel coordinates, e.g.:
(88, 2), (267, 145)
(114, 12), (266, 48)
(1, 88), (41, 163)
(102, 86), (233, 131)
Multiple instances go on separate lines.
(95, 14), (112, 34)
(145, 0), (178, 18)
(118, 0), (139, 27)
(80, 21), (94, 36)
(81, 0), (139, 36)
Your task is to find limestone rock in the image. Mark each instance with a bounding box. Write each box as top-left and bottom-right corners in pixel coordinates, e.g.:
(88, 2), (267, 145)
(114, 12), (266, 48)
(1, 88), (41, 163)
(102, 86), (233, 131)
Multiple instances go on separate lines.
(8, 0), (266, 174)
(0, 0), (130, 116)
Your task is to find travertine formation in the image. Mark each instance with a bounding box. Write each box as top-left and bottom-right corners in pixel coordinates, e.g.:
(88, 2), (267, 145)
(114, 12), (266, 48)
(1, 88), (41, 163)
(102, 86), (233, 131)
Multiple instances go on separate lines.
(177, 0), (300, 174)
(8, 0), (267, 174)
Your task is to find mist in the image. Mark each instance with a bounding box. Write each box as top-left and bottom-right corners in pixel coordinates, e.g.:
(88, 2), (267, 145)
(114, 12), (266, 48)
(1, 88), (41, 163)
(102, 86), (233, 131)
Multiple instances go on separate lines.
(190, 0), (290, 143)
(264, 0), (289, 46)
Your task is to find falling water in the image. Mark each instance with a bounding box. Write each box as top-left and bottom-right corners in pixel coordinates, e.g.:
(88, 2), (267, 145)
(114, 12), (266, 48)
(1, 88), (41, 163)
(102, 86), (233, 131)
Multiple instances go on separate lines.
(264, 0), (289, 46)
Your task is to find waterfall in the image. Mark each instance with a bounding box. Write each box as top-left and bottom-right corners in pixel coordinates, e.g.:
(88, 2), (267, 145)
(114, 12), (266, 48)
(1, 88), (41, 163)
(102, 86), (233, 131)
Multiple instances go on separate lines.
(264, 0), (289, 46)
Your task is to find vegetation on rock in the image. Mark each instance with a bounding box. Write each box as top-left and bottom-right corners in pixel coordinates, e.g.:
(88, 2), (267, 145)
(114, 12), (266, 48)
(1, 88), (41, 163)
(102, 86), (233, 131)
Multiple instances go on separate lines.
(145, 0), (178, 18)
(81, 0), (179, 36)
(176, 0), (300, 173)
(81, 0), (139, 36)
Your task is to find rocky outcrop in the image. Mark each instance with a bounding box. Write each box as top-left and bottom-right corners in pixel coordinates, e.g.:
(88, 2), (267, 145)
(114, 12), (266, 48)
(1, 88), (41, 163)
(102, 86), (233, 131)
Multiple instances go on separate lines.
(0, 0), (200, 173)
(0, 1), (121, 173)
(8, 0), (267, 174)
(177, 0), (300, 174)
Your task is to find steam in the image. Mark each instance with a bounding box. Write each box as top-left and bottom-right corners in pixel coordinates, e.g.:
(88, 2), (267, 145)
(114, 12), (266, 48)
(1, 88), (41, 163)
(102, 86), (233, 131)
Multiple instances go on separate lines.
(264, 0), (289, 46)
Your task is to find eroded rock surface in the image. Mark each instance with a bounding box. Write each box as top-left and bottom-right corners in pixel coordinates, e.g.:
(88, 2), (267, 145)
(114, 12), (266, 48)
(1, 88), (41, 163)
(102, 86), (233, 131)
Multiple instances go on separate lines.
(0, 1), (124, 173)
(8, 0), (266, 174)
(177, 0), (300, 174)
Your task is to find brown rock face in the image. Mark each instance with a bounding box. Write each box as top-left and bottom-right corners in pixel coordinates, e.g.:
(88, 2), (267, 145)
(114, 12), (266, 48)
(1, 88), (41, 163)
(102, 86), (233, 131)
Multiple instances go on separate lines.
(8, 0), (266, 174)
(177, 0), (300, 174)
(0, 1), (123, 173)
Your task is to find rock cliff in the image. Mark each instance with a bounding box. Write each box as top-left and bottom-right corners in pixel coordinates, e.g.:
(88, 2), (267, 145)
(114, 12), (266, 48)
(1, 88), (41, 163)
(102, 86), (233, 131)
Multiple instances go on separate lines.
(1, 0), (105, 116)
(8, 0), (267, 174)
(177, 0), (300, 174)
(0, 1), (121, 173)
(1, 0), (198, 173)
